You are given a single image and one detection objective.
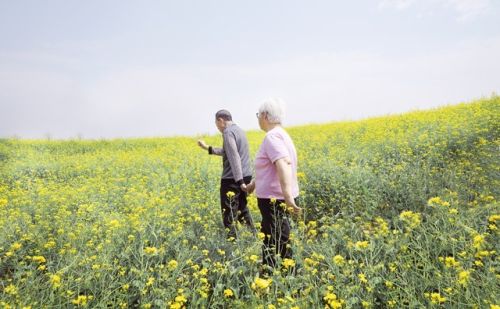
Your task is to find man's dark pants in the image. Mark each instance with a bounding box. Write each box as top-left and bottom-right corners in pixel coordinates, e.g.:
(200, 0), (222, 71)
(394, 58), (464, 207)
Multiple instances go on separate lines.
(220, 176), (254, 239)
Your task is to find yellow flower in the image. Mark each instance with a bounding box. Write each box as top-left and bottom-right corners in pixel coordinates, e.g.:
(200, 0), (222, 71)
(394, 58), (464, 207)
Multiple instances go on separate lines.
(257, 232), (266, 240)
(399, 210), (421, 229)
(224, 288), (234, 298)
(427, 196), (450, 207)
(280, 202), (287, 210)
(333, 255), (345, 266)
(199, 290), (208, 298)
(488, 214), (500, 223)
(170, 291), (188, 309)
(145, 277), (154, 287)
(32, 255), (46, 264)
(307, 229), (318, 238)
(174, 294), (187, 304)
(304, 257), (316, 267)
(251, 277), (272, 295)
(458, 270), (470, 286)
(44, 240), (56, 249)
(5, 284), (17, 295)
(475, 250), (491, 259)
(168, 259), (178, 271)
(439, 256), (460, 268)
(226, 191), (235, 198)
(50, 274), (61, 288)
(473, 234), (485, 249)
(144, 246), (158, 255)
(0, 198), (8, 207)
(248, 254), (259, 263)
(323, 291), (344, 309)
(282, 258), (295, 269)
(10, 242), (22, 251)
(358, 273), (368, 284)
(107, 219), (121, 229)
(425, 292), (446, 304)
(197, 268), (208, 277)
(72, 295), (93, 306)
(374, 217), (389, 237)
(355, 241), (369, 249)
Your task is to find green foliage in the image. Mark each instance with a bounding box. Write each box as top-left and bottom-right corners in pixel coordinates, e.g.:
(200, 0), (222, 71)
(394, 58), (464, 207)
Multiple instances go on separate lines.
(0, 97), (499, 308)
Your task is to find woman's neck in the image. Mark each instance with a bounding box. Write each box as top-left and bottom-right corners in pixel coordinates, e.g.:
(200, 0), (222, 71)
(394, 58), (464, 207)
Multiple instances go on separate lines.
(265, 123), (281, 132)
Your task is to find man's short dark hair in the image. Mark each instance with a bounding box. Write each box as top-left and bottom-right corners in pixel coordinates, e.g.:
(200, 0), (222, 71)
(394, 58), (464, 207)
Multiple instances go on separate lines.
(215, 110), (232, 121)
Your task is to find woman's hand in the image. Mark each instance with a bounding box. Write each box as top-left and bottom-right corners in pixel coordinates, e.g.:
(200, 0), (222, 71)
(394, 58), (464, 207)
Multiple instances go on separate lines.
(285, 198), (302, 215)
(242, 180), (255, 194)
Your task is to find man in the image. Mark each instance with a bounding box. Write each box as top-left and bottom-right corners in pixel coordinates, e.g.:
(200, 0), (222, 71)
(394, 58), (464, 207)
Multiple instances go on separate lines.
(197, 109), (255, 239)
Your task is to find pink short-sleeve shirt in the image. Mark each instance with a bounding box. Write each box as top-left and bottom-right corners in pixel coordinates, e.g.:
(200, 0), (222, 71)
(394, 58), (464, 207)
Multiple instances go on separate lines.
(255, 126), (299, 200)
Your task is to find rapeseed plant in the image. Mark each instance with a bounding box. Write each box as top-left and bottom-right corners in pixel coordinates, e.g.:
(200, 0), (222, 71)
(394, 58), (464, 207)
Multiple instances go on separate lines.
(0, 97), (498, 307)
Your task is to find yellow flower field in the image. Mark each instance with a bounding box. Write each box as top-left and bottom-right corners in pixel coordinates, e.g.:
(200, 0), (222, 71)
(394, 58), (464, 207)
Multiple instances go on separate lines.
(0, 96), (498, 308)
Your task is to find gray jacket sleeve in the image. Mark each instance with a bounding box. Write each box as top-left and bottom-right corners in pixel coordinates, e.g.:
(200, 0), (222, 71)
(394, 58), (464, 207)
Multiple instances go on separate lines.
(209, 146), (224, 156)
(223, 131), (243, 183)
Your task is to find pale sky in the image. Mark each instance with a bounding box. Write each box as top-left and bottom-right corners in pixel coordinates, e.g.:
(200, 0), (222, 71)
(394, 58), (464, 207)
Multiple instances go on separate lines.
(1, 0), (499, 139)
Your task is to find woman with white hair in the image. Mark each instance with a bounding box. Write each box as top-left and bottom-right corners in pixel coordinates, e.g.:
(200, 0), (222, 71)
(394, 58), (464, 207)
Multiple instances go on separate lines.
(244, 98), (301, 269)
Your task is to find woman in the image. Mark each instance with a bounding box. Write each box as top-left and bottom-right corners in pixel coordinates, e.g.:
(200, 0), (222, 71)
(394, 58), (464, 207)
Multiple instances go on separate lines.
(245, 98), (301, 268)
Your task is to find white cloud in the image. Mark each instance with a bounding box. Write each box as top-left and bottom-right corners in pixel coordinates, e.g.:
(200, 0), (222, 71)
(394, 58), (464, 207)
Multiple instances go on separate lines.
(379, 0), (416, 10)
(445, 0), (490, 21)
(379, 0), (491, 21)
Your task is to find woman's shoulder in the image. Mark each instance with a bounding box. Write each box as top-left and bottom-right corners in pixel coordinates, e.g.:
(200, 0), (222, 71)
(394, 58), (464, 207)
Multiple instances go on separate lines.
(263, 129), (289, 149)
(266, 127), (289, 139)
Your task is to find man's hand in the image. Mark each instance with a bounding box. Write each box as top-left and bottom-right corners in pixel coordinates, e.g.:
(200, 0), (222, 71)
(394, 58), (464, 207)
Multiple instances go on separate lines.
(197, 140), (209, 150)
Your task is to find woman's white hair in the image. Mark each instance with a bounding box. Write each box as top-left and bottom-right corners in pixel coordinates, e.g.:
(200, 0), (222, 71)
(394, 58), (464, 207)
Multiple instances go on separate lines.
(259, 97), (286, 124)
